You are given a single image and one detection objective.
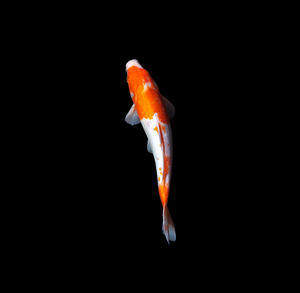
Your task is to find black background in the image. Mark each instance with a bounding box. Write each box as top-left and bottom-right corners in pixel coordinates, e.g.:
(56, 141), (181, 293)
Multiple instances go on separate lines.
(10, 8), (270, 254)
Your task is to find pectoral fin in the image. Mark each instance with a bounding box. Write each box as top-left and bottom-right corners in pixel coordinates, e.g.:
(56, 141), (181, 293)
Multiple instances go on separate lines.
(162, 96), (176, 119)
(125, 104), (140, 125)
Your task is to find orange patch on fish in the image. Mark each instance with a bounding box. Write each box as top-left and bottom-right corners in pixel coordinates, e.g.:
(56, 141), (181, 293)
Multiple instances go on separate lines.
(127, 66), (169, 123)
(159, 167), (163, 175)
(163, 155), (170, 184)
(159, 184), (169, 206)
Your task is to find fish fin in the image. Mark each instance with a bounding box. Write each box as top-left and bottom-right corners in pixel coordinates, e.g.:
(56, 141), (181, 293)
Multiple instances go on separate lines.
(162, 96), (176, 119)
(147, 140), (152, 153)
(125, 104), (140, 125)
(162, 205), (176, 243)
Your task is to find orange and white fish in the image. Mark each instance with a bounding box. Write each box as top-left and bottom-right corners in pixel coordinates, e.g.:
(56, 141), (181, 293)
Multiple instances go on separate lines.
(125, 59), (176, 243)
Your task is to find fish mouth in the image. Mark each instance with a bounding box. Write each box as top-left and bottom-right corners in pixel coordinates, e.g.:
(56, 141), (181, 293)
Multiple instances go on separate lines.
(126, 59), (143, 71)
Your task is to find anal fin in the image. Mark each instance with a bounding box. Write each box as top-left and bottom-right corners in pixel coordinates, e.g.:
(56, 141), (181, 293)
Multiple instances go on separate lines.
(147, 140), (152, 153)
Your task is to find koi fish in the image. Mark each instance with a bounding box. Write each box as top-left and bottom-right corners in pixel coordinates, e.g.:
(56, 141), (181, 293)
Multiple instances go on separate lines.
(125, 59), (176, 243)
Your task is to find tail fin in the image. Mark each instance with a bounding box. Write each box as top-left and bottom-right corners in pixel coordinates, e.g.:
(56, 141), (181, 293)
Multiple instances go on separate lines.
(162, 205), (176, 243)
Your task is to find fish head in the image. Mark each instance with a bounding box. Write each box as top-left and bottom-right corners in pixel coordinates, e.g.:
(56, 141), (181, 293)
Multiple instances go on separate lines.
(125, 59), (143, 72)
(126, 59), (145, 97)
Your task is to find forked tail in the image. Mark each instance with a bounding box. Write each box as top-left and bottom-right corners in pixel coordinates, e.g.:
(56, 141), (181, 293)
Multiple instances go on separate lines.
(162, 205), (176, 243)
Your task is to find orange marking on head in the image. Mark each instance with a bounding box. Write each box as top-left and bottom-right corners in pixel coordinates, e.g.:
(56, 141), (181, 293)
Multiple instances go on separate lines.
(127, 66), (169, 123)
(154, 126), (158, 133)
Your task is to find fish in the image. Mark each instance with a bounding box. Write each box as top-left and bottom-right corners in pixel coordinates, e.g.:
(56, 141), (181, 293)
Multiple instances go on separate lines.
(125, 59), (176, 243)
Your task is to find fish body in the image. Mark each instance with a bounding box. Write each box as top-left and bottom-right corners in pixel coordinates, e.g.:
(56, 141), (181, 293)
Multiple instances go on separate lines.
(125, 59), (176, 243)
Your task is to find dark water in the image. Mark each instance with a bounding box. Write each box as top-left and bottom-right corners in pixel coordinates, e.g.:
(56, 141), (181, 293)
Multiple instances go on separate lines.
(12, 19), (266, 253)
